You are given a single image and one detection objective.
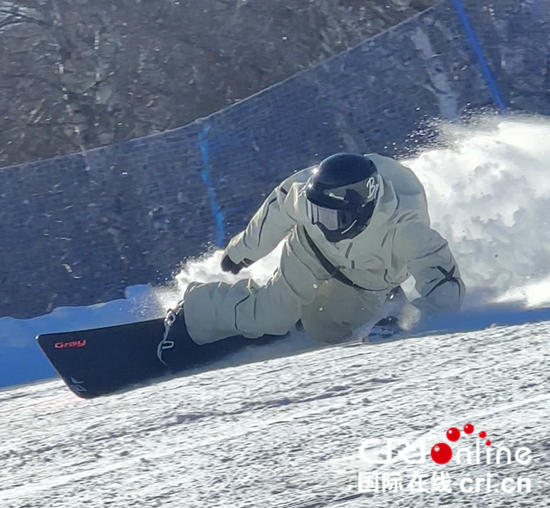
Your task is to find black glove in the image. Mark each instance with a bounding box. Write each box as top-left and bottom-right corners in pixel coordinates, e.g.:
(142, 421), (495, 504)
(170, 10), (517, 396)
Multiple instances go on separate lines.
(220, 255), (253, 275)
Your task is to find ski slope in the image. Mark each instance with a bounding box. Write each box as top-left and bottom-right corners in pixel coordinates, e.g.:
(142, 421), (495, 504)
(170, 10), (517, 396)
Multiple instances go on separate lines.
(1, 316), (549, 507)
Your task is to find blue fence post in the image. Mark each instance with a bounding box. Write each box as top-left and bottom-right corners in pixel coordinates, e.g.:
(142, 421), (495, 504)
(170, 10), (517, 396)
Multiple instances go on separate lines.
(199, 124), (225, 247)
(451, 0), (508, 114)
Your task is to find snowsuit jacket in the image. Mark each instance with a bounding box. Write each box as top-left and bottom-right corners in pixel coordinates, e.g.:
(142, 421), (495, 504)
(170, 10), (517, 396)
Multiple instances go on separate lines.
(183, 154), (465, 344)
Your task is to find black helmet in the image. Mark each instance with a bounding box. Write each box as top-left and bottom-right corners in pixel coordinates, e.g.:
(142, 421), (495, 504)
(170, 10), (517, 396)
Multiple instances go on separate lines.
(305, 153), (380, 242)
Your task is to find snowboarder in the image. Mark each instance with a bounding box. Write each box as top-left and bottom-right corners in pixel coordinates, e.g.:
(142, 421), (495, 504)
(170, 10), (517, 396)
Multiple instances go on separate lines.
(161, 153), (464, 357)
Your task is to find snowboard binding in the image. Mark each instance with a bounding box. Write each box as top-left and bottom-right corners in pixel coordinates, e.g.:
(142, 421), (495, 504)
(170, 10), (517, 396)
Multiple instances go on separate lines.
(157, 300), (193, 369)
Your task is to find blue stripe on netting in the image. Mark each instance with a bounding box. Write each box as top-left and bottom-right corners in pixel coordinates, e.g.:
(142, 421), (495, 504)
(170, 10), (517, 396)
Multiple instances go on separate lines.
(450, 0), (508, 114)
(199, 124), (225, 247)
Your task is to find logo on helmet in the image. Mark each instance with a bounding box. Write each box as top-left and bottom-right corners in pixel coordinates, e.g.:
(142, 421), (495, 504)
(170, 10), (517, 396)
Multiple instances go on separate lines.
(366, 176), (379, 200)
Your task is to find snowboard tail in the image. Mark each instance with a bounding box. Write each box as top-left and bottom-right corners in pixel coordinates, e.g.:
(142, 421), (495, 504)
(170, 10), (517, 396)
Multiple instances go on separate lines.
(37, 319), (281, 399)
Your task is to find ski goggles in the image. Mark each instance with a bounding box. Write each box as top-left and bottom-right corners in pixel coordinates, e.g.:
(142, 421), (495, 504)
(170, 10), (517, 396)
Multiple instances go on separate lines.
(306, 200), (355, 232)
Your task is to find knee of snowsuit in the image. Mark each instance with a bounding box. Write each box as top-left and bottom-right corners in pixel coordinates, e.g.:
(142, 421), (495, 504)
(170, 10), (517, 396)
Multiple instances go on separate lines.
(300, 279), (389, 344)
(182, 226), (386, 345)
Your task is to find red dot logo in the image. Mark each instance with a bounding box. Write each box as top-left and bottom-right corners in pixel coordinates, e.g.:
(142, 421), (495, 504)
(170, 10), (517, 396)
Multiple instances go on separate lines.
(431, 443), (453, 464)
(431, 422), (492, 465)
(464, 424), (474, 434)
(446, 427), (461, 442)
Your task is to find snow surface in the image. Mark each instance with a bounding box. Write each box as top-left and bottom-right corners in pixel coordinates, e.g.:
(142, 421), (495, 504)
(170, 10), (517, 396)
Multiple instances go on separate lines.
(1, 320), (549, 506)
(1, 116), (550, 506)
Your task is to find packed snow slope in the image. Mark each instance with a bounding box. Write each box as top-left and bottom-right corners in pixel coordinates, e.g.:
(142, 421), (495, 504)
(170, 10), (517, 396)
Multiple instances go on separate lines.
(1, 116), (550, 389)
(1, 319), (549, 507)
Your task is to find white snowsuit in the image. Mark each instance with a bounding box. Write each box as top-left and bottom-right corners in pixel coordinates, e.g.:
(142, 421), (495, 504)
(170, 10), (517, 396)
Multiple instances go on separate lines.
(183, 154), (465, 344)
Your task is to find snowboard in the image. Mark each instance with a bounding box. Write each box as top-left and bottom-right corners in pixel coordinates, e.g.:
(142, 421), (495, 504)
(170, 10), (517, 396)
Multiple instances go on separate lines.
(37, 319), (284, 399)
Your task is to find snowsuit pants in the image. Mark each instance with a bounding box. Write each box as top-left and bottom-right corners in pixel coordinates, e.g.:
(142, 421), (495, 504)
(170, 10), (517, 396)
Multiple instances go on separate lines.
(183, 229), (390, 345)
(300, 278), (389, 343)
